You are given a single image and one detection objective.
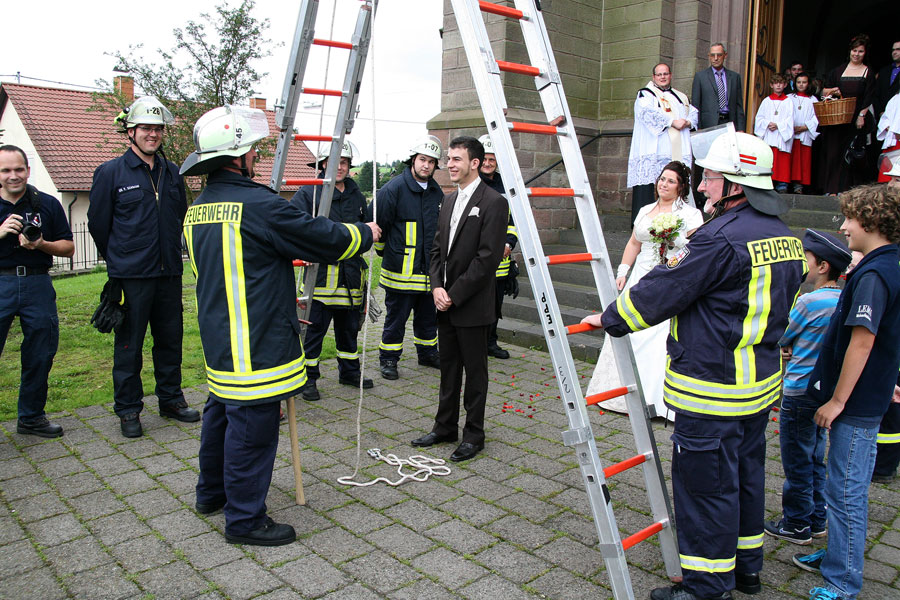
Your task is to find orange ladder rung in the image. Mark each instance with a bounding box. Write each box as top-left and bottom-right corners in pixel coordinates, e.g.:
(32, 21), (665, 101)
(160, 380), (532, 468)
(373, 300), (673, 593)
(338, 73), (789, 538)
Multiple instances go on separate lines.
(293, 134), (335, 142)
(603, 453), (647, 478)
(478, 0), (524, 19)
(585, 386), (629, 406)
(313, 38), (353, 50)
(283, 178), (325, 186)
(566, 321), (599, 335)
(509, 121), (559, 135)
(547, 252), (595, 265)
(527, 187), (577, 197)
(292, 260), (312, 267)
(497, 60), (540, 77)
(302, 87), (344, 97)
(621, 521), (665, 551)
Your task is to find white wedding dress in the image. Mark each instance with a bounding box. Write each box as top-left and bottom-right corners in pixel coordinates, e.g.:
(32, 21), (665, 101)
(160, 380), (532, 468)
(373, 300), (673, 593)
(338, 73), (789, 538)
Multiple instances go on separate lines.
(586, 201), (704, 421)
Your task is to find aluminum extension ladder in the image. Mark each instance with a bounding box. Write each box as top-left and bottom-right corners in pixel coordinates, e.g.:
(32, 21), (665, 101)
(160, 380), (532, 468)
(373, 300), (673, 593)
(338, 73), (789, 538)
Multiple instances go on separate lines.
(269, 0), (376, 323)
(450, 1), (681, 597)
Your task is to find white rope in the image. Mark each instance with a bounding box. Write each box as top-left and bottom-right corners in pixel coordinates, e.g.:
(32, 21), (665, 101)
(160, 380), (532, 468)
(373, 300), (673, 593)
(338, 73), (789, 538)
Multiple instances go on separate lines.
(336, 1), (449, 488)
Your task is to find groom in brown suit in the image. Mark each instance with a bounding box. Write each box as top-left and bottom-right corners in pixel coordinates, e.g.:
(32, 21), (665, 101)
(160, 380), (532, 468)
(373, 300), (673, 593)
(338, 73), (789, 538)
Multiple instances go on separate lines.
(411, 136), (507, 462)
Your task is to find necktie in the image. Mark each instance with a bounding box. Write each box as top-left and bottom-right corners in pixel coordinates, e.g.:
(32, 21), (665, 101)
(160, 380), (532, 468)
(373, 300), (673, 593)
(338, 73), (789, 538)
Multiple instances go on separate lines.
(716, 70), (727, 113)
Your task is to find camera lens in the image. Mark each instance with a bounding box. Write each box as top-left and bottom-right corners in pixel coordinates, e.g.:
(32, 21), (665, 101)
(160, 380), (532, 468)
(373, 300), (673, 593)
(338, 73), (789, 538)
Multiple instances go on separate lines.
(21, 223), (41, 242)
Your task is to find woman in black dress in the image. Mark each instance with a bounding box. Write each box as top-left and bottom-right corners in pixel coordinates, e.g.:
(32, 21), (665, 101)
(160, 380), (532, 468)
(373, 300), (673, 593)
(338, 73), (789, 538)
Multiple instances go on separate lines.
(818, 34), (877, 194)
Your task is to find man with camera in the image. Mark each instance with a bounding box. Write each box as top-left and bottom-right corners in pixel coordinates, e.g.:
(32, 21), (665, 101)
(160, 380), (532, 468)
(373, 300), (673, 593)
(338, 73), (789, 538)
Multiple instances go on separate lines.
(0, 145), (74, 438)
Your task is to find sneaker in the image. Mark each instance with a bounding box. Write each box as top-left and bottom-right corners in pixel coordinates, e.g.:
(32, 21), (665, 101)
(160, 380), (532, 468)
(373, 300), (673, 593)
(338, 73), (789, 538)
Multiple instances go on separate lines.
(764, 518), (812, 544)
(16, 416), (64, 438)
(808, 587), (841, 600)
(793, 548), (825, 573)
(811, 524), (827, 539)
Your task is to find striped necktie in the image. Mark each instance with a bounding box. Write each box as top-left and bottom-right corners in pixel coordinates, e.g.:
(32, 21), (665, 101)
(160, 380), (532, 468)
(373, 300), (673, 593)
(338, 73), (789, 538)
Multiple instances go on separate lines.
(716, 70), (728, 113)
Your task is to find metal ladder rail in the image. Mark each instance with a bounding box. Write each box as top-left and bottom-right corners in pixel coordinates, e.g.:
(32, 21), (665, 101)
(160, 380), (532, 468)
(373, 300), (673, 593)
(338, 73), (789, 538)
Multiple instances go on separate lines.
(269, 0), (377, 322)
(450, 1), (679, 597)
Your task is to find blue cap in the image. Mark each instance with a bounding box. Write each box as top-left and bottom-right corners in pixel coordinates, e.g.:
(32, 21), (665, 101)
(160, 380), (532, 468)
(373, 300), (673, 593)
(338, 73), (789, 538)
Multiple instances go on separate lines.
(803, 229), (851, 272)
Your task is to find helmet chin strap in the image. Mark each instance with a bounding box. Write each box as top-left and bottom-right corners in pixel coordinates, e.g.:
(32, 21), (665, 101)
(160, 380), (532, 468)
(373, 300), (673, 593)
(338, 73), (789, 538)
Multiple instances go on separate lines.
(709, 181), (743, 220)
(239, 154), (251, 178)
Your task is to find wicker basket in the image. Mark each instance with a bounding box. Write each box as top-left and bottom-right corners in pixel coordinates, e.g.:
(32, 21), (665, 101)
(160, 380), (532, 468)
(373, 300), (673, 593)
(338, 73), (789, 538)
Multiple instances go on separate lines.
(814, 97), (857, 126)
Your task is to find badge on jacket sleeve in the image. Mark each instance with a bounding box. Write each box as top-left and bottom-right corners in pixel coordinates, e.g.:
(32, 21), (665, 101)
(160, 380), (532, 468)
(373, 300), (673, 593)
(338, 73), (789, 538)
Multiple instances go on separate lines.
(666, 246), (689, 269)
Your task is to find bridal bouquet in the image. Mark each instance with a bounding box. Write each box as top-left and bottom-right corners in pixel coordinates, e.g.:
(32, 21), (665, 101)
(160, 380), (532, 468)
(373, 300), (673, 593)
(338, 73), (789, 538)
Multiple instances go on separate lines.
(647, 213), (685, 264)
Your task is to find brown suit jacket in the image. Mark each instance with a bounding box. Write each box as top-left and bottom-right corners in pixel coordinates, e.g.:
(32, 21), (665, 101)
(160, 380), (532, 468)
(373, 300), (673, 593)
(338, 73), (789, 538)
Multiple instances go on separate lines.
(429, 180), (507, 327)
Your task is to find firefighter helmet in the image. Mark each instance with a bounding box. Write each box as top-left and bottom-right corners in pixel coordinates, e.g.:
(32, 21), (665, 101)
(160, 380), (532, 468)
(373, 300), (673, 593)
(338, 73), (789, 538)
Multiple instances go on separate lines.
(115, 96), (175, 133)
(180, 105), (270, 176)
(308, 140), (357, 168)
(478, 134), (494, 154)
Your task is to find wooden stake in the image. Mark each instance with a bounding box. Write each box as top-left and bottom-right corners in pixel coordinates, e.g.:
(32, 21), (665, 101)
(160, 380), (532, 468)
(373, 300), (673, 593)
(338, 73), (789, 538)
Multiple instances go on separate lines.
(286, 396), (306, 505)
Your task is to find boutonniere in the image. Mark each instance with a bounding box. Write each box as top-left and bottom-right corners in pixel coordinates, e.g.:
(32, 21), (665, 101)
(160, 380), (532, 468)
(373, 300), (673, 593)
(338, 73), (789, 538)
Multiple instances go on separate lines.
(469, 206), (480, 218)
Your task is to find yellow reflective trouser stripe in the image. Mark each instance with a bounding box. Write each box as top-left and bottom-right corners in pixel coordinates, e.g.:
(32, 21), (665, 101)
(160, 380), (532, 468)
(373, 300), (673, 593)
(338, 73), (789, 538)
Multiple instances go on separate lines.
(306, 356), (320, 366)
(222, 223), (251, 372)
(380, 341), (403, 351)
(735, 265), (772, 384)
(336, 350), (360, 360)
(615, 289), (650, 332)
(738, 533), (764, 549)
(402, 222), (416, 276)
(878, 432), (900, 444)
(413, 335), (437, 346)
(380, 269), (429, 292)
(680, 554), (736, 573)
(338, 223), (361, 260)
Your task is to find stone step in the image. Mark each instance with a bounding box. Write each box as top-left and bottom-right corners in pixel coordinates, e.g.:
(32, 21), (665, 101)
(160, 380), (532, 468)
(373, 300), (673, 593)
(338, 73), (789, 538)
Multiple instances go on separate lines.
(495, 315), (605, 363)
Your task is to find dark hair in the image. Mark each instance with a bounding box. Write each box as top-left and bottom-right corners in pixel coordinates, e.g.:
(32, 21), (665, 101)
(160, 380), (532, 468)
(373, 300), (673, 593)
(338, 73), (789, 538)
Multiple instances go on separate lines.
(655, 161), (691, 204)
(849, 34), (870, 55)
(652, 62), (671, 77)
(448, 136), (484, 169)
(794, 72), (810, 82)
(839, 184), (900, 244)
(0, 145), (29, 168)
(770, 73), (787, 84)
(790, 60), (803, 69)
(809, 252), (843, 282)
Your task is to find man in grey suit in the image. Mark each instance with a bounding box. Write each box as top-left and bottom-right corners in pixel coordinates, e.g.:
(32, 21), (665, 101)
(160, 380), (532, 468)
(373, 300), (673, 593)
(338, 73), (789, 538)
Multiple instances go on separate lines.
(410, 136), (507, 462)
(691, 43), (746, 131)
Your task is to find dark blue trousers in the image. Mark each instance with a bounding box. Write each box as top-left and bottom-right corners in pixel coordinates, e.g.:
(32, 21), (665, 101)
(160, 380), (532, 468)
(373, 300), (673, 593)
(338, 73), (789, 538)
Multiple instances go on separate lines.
(195, 397), (281, 535)
(303, 300), (360, 380)
(874, 402), (900, 477)
(0, 274), (59, 421)
(671, 411), (768, 598)
(379, 290), (438, 362)
(113, 276), (184, 417)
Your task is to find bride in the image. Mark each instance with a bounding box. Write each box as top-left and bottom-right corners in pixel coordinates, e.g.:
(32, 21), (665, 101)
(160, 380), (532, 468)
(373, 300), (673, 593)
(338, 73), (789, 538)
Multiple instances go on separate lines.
(586, 161), (703, 421)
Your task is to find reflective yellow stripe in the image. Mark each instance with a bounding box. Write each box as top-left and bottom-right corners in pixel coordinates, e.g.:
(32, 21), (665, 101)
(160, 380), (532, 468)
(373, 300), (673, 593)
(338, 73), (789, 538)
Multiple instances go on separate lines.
(380, 341), (404, 351)
(338, 223), (361, 260)
(507, 224), (517, 236)
(670, 314), (679, 342)
(183, 224), (198, 278)
(336, 349), (360, 360)
(615, 289), (650, 332)
(680, 554), (735, 573)
(208, 370), (307, 401)
(666, 364), (783, 398)
(735, 265), (772, 384)
(664, 376), (781, 416)
(413, 335), (437, 346)
(738, 533), (764, 550)
(374, 241), (385, 252)
(306, 356), (320, 366)
(878, 432), (900, 444)
(402, 222), (417, 276)
(496, 256), (510, 278)
(380, 269), (429, 292)
(222, 222), (251, 372)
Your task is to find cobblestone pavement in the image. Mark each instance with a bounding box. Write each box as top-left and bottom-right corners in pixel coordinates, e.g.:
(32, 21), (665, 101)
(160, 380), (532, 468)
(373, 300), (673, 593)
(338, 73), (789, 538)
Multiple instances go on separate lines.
(1, 341), (899, 600)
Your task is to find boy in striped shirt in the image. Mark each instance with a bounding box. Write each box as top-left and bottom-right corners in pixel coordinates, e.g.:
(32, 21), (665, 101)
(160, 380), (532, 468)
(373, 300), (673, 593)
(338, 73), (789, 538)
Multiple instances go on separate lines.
(765, 229), (852, 545)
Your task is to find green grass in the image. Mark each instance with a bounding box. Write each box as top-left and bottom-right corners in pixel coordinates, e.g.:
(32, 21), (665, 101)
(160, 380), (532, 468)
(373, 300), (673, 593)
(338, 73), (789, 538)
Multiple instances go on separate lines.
(0, 255), (382, 421)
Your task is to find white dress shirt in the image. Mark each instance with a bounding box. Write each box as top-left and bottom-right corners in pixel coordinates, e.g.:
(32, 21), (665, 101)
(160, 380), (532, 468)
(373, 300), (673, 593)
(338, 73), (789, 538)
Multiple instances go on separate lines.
(448, 177), (481, 251)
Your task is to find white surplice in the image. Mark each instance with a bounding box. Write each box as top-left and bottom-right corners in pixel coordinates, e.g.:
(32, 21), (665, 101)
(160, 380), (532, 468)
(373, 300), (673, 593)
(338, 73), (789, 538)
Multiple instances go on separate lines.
(753, 95), (795, 152)
(789, 93), (820, 147)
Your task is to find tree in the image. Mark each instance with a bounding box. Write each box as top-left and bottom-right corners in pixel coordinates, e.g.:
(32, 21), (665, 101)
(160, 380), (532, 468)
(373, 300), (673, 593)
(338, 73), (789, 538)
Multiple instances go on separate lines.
(89, 0), (276, 179)
(356, 160), (400, 195)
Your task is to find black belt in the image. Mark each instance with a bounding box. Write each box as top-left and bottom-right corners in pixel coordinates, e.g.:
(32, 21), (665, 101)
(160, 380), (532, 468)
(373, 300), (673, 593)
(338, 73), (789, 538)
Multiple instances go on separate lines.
(0, 266), (49, 277)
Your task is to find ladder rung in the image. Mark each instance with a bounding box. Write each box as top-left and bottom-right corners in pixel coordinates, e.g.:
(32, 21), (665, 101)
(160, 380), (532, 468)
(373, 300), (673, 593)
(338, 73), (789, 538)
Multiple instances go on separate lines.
(603, 453), (647, 478)
(292, 260), (312, 267)
(313, 38), (353, 50)
(509, 121), (559, 135)
(293, 134), (335, 142)
(478, 0), (524, 19)
(546, 252), (595, 265)
(527, 187), (576, 197)
(283, 178), (325, 186)
(585, 386), (630, 406)
(621, 521), (665, 551)
(497, 60), (540, 76)
(566, 322), (598, 335)
(302, 87), (344, 97)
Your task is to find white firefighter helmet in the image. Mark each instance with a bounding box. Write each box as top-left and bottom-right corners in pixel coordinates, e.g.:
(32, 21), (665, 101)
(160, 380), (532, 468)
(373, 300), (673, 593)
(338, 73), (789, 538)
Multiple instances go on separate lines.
(115, 96), (175, 133)
(478, 134), (494, 154)
(308, 139), (357, 168)
(179, 105), (270, 176)
(879, 148), (900, 179)
(692, 123), (787, 215)
(408, 135), (442, 161)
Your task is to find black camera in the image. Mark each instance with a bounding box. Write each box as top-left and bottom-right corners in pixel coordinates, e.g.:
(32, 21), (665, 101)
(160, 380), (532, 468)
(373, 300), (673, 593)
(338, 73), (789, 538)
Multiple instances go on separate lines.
(21, 216), (42, 242)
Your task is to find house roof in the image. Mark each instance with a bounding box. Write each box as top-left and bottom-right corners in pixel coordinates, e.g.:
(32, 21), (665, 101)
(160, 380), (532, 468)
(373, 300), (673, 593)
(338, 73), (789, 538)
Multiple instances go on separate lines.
(0, 82), (316, 192)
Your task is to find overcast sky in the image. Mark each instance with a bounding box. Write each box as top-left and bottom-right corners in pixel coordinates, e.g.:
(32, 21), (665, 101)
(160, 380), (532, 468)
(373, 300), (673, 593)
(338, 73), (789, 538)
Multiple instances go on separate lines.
(0, 0), (444, 164)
